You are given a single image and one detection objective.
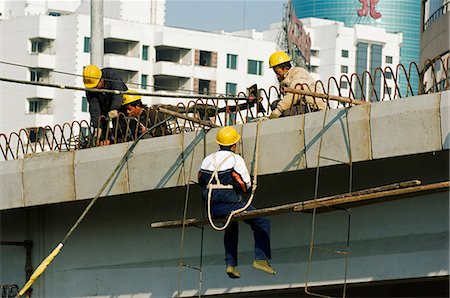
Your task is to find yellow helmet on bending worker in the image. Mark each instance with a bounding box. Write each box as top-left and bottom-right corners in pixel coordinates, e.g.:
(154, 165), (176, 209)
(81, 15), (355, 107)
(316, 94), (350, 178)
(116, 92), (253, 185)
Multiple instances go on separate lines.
(216, 126), (241, 146)
(82, 64), (102, 88)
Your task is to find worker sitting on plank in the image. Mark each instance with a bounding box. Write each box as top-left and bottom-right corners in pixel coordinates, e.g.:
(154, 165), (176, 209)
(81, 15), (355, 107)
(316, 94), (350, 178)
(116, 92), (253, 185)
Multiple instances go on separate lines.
(198, 126), (276, 278)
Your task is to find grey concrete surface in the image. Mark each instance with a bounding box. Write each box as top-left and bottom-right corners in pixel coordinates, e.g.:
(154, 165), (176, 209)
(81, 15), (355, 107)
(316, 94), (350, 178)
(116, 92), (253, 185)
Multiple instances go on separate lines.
(0, 91), (448, 211)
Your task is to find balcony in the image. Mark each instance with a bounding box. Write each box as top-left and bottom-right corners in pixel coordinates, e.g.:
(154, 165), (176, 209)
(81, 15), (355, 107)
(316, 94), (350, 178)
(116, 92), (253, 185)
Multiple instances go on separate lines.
(153, 61), (192, 78)
(28, 53), (55, 69)
(104, 54), (141, 72)
(28, 85), (55, 99)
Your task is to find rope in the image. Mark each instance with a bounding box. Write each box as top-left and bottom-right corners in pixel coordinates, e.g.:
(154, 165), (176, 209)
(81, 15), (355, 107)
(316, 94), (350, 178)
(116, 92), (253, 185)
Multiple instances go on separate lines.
(0, 76), (246, 101)
(206, 120), (262, 231)
(16, 117), (172, 297)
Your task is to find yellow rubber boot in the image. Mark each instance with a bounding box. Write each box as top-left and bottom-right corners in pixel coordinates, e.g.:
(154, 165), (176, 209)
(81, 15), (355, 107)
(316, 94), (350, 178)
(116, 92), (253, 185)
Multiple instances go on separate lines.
(252, 260), (276, 275)
(226, 266), (241, 279)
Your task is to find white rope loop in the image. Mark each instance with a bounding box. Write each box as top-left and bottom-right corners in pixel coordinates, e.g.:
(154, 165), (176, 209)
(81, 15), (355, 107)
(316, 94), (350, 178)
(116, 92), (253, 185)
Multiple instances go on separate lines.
(207, 121), (262, 231)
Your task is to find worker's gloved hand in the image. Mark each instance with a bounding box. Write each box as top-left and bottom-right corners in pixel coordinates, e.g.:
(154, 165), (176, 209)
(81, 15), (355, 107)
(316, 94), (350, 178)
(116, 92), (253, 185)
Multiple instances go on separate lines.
(108, 109), (119, 119)
(269, 109), (282, 119)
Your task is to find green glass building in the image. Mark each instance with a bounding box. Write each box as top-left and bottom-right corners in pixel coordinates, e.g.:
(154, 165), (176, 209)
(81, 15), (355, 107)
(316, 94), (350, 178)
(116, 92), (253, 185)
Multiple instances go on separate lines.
(293, 0), (422, 95)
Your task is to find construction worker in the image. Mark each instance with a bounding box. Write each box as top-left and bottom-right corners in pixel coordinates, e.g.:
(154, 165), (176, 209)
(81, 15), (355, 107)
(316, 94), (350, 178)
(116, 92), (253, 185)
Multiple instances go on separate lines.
(198, 126), (275, 278)
(268, 51), (326, 119)
(82, 65), (128, 143)
(119, 90), (171, 140)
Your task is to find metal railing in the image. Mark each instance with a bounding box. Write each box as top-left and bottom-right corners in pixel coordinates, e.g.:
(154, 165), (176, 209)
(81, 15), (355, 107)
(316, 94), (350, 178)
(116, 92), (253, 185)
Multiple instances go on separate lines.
(0, 57), (448, 161)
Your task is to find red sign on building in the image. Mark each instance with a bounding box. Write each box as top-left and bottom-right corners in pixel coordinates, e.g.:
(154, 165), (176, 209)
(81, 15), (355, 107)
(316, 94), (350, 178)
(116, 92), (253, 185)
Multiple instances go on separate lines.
(286, 1), (311, 65)
(357, 0), (382, 19)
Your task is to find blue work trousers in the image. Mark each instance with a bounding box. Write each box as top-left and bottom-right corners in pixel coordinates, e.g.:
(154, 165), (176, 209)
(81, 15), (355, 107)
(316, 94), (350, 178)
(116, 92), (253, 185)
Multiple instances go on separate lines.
(212, 202), (271, 266)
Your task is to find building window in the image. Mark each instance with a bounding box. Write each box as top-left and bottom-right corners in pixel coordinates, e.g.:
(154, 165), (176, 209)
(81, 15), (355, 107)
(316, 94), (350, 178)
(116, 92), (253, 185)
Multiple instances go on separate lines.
(384, 86), (392, 95)
(84, 37), (90, 53)
(80, 127), (89, 137)
(142, 45), (149, 61)
(385, 72), (393, 79)
(385, 56), (393, 64)
(340, 81), (348, 89)
(141, 74), (148, 90)
(227, 54), (237, 69)
(31, 41), (44, 53)
(27, 98), (52, 114)
(199, 79), (211, 95)
(341, 50), (349, 58)
(48, 11), (61, 16)
(310, 65), (319, 73)
(30, 69), (40, 82)
(226, 82), (237, 96)
(82, 96), (89, 112)
(30, 68), (50, 83)
(310, 49), (319, 57)
(199, 51), (212, 66)
(26, 127), (50, 143)
(247, 59), (263, 75)
(341, 65), (348, 73)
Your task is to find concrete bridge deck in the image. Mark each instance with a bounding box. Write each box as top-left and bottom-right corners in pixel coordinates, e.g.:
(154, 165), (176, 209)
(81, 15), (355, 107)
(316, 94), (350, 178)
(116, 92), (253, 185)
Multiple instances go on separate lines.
(0, 91), (448, 297)
(0, 91), (449, 210)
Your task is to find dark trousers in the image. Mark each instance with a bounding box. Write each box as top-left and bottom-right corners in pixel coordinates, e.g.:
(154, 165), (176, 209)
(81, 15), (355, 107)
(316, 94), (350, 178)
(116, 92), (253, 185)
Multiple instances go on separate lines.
(212, 202), (271, 266)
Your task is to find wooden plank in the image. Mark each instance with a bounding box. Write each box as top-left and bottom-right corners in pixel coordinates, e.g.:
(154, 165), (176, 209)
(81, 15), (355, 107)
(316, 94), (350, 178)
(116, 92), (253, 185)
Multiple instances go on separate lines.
(149, 180), (444, 229)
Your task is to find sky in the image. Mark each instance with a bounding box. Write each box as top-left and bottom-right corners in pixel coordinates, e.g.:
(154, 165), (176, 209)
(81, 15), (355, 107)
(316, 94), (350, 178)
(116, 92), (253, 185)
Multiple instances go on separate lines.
(165, 0), (286, 32)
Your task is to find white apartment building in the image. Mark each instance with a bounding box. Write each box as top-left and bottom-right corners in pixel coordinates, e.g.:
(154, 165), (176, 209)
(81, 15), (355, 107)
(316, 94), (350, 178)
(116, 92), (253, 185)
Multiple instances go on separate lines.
(301, 18), (403, 101)
(0, 0), (278, 135)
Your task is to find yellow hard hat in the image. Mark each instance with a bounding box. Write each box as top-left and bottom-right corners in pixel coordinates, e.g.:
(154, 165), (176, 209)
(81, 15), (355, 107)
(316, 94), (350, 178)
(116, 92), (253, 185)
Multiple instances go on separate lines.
(83, 65), (102, 88)
(216, 126), (241, 146)
(122, 90), (142, 105)
(269, 51), (291, 68)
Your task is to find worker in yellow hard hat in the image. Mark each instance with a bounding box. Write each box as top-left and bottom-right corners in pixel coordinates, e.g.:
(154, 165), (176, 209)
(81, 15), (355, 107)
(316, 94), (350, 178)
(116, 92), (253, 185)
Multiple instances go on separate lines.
(82, 65), (128, 144)
(118, 90), (171, 141)
(198, 126), (276, 279)
(268, 51), (326, 119)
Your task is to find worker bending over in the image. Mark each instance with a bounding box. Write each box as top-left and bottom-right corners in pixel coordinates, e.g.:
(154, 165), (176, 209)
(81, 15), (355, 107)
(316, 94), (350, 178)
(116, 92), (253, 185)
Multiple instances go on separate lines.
(198, 126), (276, 278)
(82, 64), (128, 143)
(268, 51), (326, 119)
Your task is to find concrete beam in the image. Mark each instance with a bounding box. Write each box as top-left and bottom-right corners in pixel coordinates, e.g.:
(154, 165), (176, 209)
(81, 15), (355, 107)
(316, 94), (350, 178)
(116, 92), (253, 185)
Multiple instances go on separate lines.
(0, 91), (448, 211)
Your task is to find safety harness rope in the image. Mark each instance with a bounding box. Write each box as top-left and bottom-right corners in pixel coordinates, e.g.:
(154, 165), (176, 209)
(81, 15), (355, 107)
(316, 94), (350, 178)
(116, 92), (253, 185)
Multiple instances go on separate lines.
(206, 121), (261, 231)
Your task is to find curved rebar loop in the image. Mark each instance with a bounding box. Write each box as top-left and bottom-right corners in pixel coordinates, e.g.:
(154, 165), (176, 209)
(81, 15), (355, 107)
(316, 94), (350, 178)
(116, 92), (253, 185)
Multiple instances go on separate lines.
(326, 76), (342, 108)
(347, 72), (366, 103)
(444, 55), (450, 90)
(12, 130), (28, 159)
(383, 66), (398, 100)
(407, 61), (421, 97)
(173, 102), (187, 133)
(53, 123), (70, 152)
(0, 133), (10, 161)
(394, 63), (413, 99)
(258, 85), (281, 116)
(39, 125), (54, 152)
(336, 74), (356, 108)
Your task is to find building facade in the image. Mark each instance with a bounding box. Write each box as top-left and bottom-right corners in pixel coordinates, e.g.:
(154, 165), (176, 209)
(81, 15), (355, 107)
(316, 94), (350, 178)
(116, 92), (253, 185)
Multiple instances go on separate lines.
(0, 1), (278, 135)
(293, 0), (421, 92)
(302, 18), (402, 101)
(420, 0), (449, 93)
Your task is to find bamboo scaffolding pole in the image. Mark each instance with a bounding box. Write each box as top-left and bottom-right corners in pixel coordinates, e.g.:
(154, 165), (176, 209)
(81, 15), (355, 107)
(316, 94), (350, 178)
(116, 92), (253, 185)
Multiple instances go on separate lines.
(151, 180), (449, 229)
(283, 87), (368, 105)
(157, 106), (220, 128)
